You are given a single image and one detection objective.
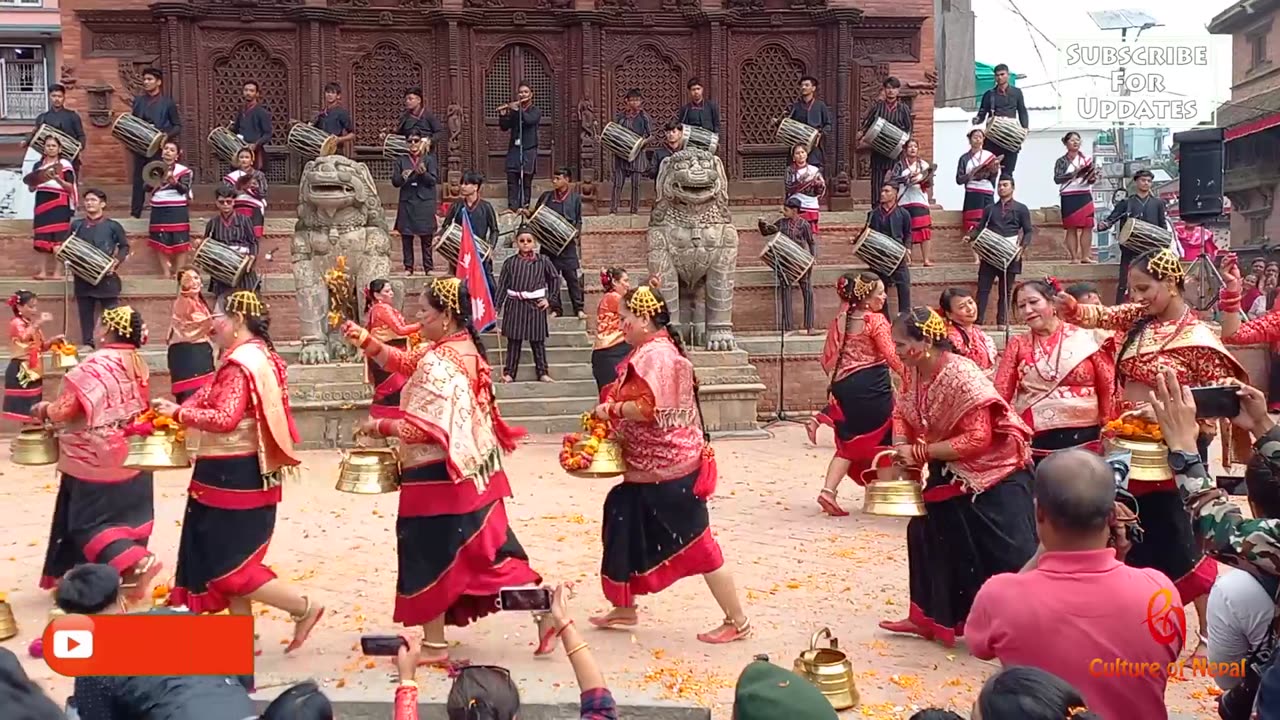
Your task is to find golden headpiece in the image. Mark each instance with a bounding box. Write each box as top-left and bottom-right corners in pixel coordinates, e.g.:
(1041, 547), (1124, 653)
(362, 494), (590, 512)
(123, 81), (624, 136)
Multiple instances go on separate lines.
(431, 277), (462, 316)
(915, 307), (948, 342)
(627, 286), (663, 319)
(1146, 249), (1186, 282)
(853, 275), (876, 301)
(101, 305), (134, 337)
(225, 291), (265, 317)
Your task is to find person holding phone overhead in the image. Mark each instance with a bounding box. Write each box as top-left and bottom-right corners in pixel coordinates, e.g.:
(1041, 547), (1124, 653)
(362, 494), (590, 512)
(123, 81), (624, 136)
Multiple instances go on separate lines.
(1218, 254), (1280, 410)
(341, 278), (555, 666)
(1055, 247), (1249, 655)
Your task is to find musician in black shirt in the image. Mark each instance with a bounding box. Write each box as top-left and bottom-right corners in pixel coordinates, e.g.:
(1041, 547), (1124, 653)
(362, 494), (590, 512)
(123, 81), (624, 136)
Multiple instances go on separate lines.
(231, 80), (272, 172)
(23, 84), (85, 171)
(964, 174), (1034, 326)
(972, 64), (1029, 176)
(313, 82), (355, 154)
(675, 77), (720, 134)
(610, 89), (651, 215)
(1098, 169), (1168, 303)
(396, 87), (443, 149)
(525, 167), (585, 318)
(129, 68), (181, 219)
(787, 76), (834, 170)
(439, 170), (499, 289)
(499, 83), (540, 210)
(647, 122), (684, 189)
(70, 189), (129, 347)
(859, 77), (913, 201)
(867, 182), (913, 317)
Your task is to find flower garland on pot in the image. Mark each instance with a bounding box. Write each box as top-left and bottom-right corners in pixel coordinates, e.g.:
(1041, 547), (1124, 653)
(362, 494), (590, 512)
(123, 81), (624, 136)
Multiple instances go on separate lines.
(1102, 415), (1163, 442)
(124, 409), (186, 442)
(559, 412), (612, 471)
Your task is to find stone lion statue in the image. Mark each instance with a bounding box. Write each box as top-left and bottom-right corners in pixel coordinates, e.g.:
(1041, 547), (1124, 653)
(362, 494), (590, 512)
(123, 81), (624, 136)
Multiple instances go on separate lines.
(291, 155), (392, 364)
(647, 148), (739, 351)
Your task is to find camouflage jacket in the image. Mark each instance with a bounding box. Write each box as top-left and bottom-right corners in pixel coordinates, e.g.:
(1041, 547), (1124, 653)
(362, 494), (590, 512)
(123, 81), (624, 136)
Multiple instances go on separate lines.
(1175, 426), (1280, 578)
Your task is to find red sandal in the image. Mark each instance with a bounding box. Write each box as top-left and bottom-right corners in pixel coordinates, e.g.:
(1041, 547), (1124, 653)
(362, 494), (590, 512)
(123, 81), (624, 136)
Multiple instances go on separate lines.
(696, 617), (751, 644)
(817, 489), (848, 517)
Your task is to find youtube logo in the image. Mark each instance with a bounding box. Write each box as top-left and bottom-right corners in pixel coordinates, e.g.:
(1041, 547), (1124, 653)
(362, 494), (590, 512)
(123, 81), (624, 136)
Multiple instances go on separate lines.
(52, 629), (94, 660)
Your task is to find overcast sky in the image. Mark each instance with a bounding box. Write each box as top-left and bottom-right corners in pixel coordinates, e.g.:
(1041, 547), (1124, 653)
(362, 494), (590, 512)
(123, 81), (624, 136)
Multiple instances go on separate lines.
(972, 0), (1236, 130)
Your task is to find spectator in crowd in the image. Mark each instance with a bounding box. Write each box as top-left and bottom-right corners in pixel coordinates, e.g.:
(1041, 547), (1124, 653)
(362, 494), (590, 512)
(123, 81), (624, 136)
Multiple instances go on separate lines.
(0, 647), (65, 720)
(259, 681), (335, 720)
(1064, 282), (1102, 307)
(909, 712), (964, 720)
(730, 657), (837, 720)
(971, 667), (1102, 720)
(55, 564), (258, 720)
(445, 583), (616, 720)
(965, 450), (1182, 720)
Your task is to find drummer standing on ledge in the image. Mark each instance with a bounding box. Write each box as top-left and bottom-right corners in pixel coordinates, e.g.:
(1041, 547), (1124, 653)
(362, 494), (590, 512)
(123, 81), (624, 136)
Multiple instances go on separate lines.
(231, 80), (272, 172)
(965, 174), (1034, 326)
(787, 76), (833, 170)
(23, 84), (85, 171)
(1097, 169), (1167, 304)
(499, 83), (540, 210)
(972, 64), (1028, 176)
(525, 167), (585, 319)
(610, 89), (650, 215)
(858, 77), (913, 201)
(868, 182), (913, 317)
(70, 189), (128, 348)
(129, 68), (181, 219)
(313, 83), (355, 155)
(676, 77), (720, 134)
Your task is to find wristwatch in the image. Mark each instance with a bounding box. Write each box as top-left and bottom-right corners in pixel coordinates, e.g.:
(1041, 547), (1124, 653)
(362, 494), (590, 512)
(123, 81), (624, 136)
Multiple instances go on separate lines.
(1167, 450), (1203, 474)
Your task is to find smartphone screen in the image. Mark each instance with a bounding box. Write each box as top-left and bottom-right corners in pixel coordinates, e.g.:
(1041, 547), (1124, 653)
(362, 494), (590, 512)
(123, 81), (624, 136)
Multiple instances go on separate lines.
(498, 587), (552, 612)
(360, 634), (406, 656)
(1191, 385), (1242, 419)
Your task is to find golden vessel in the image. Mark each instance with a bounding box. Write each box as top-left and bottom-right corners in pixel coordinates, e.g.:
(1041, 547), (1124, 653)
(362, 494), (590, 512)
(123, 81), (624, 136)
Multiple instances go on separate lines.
(11, 427), (58, 466)
(336, 439), (401, 494)
(1106, 437), (1172, 482)
(53, 346), (79, 369)
(0, 594), (17, 641)
(566, 437), (627, 479)
(124, 430), (191, 470)
(861, 450), (926, 517)
(792, 627), (859, 710)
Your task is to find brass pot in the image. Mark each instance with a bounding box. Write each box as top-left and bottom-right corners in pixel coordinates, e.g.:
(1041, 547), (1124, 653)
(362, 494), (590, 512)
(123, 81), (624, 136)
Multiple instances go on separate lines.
(336, 447), (401, 494)
(792, 627), (859, 710)
(0, 598), (16, 641)
(124, 431), (191, 471)
(1107, 437), (1172, 482)
(54, 348), (78, 369)
(861, 450), (926, 517)
(566, 437), (627, 479)
(11, 428), (58, 466)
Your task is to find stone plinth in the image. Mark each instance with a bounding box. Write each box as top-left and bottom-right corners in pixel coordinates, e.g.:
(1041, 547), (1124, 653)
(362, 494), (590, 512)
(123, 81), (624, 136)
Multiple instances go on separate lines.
(691, 350), (766, 437)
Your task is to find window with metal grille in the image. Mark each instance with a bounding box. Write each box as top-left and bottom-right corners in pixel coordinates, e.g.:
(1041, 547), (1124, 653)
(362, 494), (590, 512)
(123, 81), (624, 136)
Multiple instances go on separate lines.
(264, 152), (288, 186)
(364, 158), (393, 182)
(0, 46), (46, 120)
(1250, 214), (1267, 241)
(743, 155), (787, 180)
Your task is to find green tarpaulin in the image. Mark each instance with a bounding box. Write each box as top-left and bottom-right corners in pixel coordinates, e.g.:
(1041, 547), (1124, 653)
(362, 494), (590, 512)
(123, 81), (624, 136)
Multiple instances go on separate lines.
(975, 62), (1017, 98)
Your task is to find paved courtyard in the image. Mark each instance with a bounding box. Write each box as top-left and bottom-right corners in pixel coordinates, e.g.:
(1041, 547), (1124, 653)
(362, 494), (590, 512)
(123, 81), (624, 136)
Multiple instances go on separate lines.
(0, 426), (1223, 718)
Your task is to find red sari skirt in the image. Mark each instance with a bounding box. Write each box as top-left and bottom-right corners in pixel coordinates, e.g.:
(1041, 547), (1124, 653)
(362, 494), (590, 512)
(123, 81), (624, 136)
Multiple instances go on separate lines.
(40, 471), (155, 589)
(369, 338), (408, 420)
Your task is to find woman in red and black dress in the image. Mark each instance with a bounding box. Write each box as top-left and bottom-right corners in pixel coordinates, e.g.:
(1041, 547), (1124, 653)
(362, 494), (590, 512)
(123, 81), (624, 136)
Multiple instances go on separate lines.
(148, 140), (194, 278)
(343, 278), (552, 665)
(167, 268), (214, 403)
(588, 284), (750, 644)
(879, 306), (1038, 648)
(994, 279), (1114, 463)
(3, 290), (60, 422)
(592, 267), (631, 398)
(152, 291), (324, 654)
(1053, 132), (1097, 264)
(889, 139), (934, 267)
(25, 133), (76, 280)
(364, 278), (421, 421)
(939, 287), (996, 375)
(806, 272), (902, 517)
(222, 148), (267, 239)
(956, 129), (997, 235)
(31, 306), (160, 599)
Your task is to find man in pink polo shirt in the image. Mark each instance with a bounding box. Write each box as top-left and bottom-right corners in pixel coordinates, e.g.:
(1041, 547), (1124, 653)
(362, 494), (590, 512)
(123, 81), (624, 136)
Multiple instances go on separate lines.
(966, 450), (1184, 720)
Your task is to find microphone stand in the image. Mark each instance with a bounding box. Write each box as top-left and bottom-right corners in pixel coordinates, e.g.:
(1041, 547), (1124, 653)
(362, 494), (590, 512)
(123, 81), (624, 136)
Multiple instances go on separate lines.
(517, 101), (526, 211)
(764, 238), (803, 428)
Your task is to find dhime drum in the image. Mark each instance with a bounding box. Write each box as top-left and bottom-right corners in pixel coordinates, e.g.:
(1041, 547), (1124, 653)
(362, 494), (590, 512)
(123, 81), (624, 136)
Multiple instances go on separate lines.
(207, 125), (248, 164)
(680, 125), (720, 155)
(776, 118), (819, 153)
(972, 228), (1020, 270)
(382, 135), (427, 159)
(55, 235), (117, 286)
(111, 114), (167, 157)
(434, 223), (493, 265)
(863, 117), (909, 160)
(287, 122), (338, 159)
(760, 232), (815, 286)
(600, 122), (647, 163)
(194, 238), (253, 287)
(985, 117), (1028, 153)
(527, 204), (579, 257)
(31, 125), (82, 161)
(851, 226), (907, 277)
(1118, 218), (1175, 255)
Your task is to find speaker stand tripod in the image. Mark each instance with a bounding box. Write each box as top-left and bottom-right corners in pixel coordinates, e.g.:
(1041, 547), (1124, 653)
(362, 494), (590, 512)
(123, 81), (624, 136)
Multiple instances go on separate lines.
(763, 260), (804, 429)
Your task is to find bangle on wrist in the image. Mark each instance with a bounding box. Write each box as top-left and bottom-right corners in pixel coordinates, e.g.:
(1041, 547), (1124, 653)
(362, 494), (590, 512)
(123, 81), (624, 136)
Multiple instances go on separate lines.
(566, 642), (589, 657)
(377, 419), (394, 437)
(609, 403), (624, 419)
(556, 619), (575, 637)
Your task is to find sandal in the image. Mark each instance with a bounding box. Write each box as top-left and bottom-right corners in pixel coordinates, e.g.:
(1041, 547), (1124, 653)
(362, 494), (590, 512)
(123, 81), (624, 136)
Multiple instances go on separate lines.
(804, 417), (819, 445)
(817, 488), (848, 517)
(534, 614), (557, 656)
(588, 608), (639, 629)
(121, 555), (163, 602)
(878, 617), (935, 642)
(419, 640), (450, 667)
(284, 596), (325, 654)
(697, 617), (751, 644)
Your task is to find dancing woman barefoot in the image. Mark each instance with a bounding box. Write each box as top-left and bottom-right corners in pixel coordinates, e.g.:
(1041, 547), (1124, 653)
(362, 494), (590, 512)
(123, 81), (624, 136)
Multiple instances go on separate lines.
(589, 284), (750, 644)
(344, 278), (554, 665)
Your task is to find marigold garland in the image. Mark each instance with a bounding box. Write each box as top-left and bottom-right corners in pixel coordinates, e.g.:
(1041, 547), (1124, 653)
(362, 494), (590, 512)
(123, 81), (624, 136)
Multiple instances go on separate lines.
(49, 340), (77, 357)
(559, 412), (612, 471)
(1103, 415), (1163, 442)
(125, 409), (187, 443)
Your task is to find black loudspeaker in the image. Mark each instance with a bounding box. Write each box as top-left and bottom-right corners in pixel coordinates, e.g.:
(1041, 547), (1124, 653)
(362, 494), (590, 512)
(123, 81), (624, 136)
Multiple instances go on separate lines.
(1174, 127), (1224, 222)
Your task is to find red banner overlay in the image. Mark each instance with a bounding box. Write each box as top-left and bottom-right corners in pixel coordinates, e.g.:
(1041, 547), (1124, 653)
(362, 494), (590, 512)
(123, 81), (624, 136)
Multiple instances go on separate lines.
(43, 614), (254, 677)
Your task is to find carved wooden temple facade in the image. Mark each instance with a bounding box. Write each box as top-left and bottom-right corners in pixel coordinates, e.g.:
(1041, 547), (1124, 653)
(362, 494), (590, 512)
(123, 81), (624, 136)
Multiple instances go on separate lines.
(61, 0), (935, 203)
